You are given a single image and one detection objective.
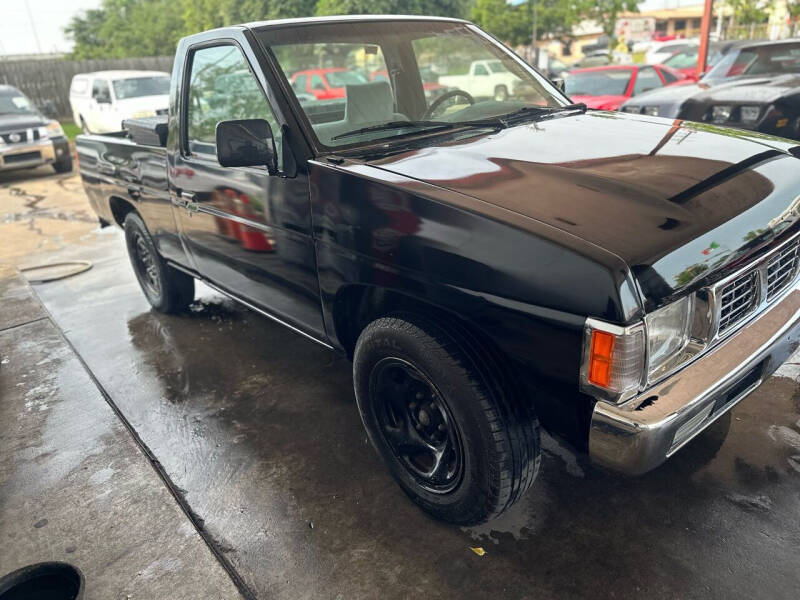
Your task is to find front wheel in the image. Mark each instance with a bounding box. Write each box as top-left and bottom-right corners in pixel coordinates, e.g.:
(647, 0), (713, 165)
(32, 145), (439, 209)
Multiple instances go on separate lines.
(53, 154), (73, 174)
(124, 212), (194, 313)
(353, 316), (540, 525)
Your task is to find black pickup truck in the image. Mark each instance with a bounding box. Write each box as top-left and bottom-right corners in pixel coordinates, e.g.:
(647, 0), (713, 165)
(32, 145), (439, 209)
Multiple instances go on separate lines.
(77, 16), (800, 525)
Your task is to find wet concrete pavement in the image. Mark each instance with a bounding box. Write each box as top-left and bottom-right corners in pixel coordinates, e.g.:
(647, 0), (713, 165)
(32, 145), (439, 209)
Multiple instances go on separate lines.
(0, 265), (242, 599)
(26, 228), (800, 599)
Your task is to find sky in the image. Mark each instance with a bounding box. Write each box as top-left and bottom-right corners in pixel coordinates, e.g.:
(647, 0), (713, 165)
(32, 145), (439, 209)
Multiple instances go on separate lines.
(0, 0), (704, 56)
(0, 0), (101, 56)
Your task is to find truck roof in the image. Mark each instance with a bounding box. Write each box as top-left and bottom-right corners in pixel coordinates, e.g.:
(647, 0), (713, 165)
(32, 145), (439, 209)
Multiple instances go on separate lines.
(244, 14), (469, 30)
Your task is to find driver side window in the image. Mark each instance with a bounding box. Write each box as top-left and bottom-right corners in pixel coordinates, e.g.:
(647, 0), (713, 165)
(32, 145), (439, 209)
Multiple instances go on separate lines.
(92, 79), (110, 103)
(185, 44), (283, 168)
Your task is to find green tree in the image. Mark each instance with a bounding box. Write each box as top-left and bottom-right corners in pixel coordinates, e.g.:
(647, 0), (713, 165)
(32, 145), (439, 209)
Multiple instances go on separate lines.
(729, 0), (769, 25)
(470, 0), (531, 46)
(66, 0), (184, 58)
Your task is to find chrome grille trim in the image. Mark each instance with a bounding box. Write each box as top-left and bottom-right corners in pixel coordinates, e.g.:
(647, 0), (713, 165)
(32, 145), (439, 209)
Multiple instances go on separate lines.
(710, 234), (800, 340)
(766, 242), (800, 299)
(718, 271), (758, 334)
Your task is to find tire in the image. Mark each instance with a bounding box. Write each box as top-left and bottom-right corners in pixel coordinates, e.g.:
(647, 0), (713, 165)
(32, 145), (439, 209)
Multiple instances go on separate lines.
(123, 212), (194, 313)
(494, 85), (509, 102)
(53, 154), (73, 173)
(353, 315), (540, 525)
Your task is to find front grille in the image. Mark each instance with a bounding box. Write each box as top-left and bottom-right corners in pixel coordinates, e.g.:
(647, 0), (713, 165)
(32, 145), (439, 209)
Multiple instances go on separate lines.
(4, 151), (41, 164)
(1, 129), (40, 144)
(718, 271), (759, 334)
(766, 241), (799, 299)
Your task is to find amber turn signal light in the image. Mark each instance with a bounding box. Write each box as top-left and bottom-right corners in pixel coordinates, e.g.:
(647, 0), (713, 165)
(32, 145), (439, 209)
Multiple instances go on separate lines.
(588, 330), (615, 388)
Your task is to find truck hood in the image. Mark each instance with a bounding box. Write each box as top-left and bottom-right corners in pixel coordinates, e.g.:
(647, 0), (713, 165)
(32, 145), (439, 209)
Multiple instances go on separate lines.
(0, 113), (48, 133)
(368, 111), (800, 309)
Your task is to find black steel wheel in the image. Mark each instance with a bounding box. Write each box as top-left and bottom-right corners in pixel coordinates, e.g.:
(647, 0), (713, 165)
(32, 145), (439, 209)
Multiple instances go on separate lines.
(354, 315), (541, 525)
(370, 357), (463, 493)
(123, 212), (194, 314)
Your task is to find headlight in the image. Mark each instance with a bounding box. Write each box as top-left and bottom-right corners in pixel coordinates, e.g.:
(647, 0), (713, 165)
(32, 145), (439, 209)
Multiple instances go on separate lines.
(582, 293), (712, 402)
(711, 105), (732, 123)
(621, 106), (641, 114)
(740, 105), (760, 123)
(643, 106), (659, 116)
(45, 120), (64, 138)
(645, 296), (693, 382)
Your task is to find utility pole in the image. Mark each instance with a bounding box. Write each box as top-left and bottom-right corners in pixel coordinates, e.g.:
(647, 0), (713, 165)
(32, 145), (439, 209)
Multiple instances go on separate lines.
(24, 0), (43, 54)
(697, 0), (713, 77)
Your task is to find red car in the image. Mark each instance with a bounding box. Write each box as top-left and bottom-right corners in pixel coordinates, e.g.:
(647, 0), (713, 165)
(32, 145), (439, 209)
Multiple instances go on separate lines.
(289, 67), (369, 100)
(565, 64), (688, 111)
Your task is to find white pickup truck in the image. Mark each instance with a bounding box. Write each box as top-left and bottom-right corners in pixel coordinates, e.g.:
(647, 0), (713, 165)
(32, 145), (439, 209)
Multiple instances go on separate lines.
(439, 59), (519, 101)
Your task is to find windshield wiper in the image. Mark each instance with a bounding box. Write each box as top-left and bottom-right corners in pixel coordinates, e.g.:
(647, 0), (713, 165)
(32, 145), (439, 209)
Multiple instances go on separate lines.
(330, 119), (501, 141)
(496, 103), (587, 124)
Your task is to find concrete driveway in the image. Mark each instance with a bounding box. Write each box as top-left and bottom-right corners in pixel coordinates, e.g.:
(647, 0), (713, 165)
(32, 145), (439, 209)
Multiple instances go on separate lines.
(2, 167), (800, 599)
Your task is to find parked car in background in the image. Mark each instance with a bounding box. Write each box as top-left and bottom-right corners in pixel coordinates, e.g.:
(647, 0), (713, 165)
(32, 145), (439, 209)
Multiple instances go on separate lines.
(565, 64), (686, 110)
(69, 70), (170, 133)
(76, 16), (800, 526)
(621, 39), (800, 140)
(290, 68), (370, 100)
(570, 50), (614, 69)
(661, 40), (752, 81)
(0, 85), (71, 173)
(439, 59), (518, 101)
(645, 39), (695, 64)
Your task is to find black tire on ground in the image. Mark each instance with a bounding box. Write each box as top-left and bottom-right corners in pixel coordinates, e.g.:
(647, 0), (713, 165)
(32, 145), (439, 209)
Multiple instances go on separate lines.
(494, 85), (509, 101)
(53, 154), (73, 173)
(353, 315), (540, 525)
(123, 211), (194, 314)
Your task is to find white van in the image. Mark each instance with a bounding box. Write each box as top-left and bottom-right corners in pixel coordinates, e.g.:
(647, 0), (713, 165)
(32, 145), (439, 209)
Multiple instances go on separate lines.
(69, 70), (170, 133)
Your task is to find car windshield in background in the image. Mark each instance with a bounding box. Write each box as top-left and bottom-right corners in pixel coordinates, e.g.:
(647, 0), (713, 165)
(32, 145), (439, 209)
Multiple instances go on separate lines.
(565, 70), (632, 96)
(112, 76), (170, 100)
(705, 43), (800, 80)
(259, 20), (563, 148)
(0, 90), (37, 115)
(326, 70), (369, 87)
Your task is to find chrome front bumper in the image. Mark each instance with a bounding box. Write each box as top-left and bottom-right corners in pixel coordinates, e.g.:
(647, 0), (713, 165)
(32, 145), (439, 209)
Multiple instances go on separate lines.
(0, 138), (65, 171)
(589, 283), (800, 475)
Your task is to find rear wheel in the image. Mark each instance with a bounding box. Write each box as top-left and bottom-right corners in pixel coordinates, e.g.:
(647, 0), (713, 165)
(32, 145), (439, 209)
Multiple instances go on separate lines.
(353, 316), (540, 525)
(123, 212), (194, 313)
(494, 85), (509, 102)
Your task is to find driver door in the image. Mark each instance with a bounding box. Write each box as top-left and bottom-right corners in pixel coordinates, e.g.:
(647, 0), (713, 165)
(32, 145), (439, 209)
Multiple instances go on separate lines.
(170, 42), (325, 339)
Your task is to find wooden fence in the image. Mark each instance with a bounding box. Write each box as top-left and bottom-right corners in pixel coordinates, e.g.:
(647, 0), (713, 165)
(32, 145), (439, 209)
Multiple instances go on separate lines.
(0, 56), (173, 120)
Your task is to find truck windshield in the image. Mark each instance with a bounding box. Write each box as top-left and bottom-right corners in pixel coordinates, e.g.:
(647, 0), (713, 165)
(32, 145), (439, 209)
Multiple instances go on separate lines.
(704, 42), (800, 81)
(258, 20), (564, 148)
(112, 76), (170, 100)
(0, 89), (38, 116)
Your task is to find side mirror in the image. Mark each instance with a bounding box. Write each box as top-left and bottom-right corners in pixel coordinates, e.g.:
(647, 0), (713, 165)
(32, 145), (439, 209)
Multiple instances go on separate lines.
(552, 78), (566, 93)
(216, 119), (277, 174)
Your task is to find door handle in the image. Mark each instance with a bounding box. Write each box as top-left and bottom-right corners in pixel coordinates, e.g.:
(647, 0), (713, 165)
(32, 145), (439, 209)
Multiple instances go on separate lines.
(172, 191), (199, 215)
